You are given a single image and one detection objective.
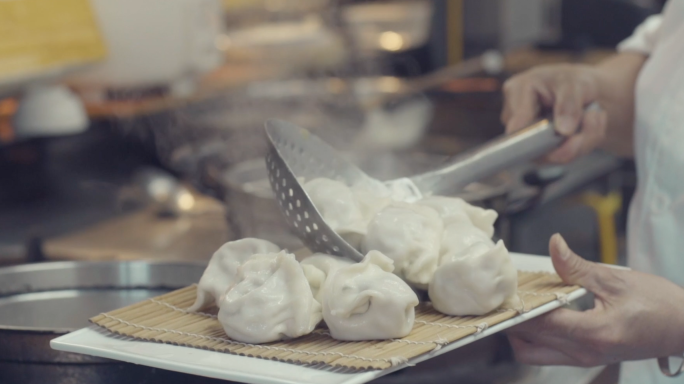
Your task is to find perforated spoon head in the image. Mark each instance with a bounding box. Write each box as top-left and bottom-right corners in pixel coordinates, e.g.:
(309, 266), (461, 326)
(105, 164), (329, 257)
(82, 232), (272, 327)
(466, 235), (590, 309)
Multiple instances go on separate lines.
(264, 119), (366, 261)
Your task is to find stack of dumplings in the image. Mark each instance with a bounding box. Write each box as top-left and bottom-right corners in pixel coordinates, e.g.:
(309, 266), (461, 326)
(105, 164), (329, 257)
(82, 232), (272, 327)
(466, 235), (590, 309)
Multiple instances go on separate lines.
(304, 178), (520, 317)
(317, 251), (419, 341)
(188, 238), (280, 312)
(218, 251), (322, 344)
(188, 177), (520, 344)
(363, 202), (442, 289)
(191, 238), (418, 343)
(300, 253), (352, 302)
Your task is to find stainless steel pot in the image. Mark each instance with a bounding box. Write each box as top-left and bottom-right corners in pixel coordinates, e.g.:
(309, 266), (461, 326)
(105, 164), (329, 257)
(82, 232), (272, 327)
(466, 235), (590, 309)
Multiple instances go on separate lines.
(223, 159), (304, 250)
(0, 260), (210, 384)
(343, 0), (433, 54)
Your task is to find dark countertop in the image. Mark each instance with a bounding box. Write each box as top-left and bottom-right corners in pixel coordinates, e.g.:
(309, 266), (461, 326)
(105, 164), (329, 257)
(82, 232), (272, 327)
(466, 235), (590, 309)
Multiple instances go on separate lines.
(0, 124), (159, 263)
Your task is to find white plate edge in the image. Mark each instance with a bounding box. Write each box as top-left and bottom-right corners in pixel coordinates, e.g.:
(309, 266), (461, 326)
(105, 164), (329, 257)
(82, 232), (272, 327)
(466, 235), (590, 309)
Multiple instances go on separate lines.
(345, 287), (588, 384)
(49, 252), (597, 384)
(50, 329), (305, 384)
(51, 288), (588, 384)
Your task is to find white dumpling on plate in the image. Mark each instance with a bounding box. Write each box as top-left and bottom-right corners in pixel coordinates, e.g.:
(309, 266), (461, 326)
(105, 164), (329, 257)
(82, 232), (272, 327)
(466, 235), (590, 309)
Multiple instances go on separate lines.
(188, 238), (280, 311)
(349, 179), (393, 213)
(320, 250), (419, 341)
(363, 202), (443, 288)
(303, 178), (368, 235)
(428, 240), (519, 316)
(217, 251), (322, 344)
(440, 220), (494, 262)
(417, 196), (498, 238)
(300, 253), (353, 302)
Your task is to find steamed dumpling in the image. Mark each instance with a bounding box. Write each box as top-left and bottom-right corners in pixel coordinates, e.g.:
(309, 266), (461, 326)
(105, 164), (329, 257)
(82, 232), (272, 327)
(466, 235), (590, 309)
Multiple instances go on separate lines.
(300, 253), (353, 302)
(417, 196), (498, 237)
(349, 180), (393, 214)
(440, 221), (494, 262)
(320, 251), (419, 341)
(428, 240), (518, 316)
(217, 251), (322, 344)
(189, 238), (280, 311)
(303, 178), (391, 239)
(363, 202), (443, 288)
(303, 178), (367, 235)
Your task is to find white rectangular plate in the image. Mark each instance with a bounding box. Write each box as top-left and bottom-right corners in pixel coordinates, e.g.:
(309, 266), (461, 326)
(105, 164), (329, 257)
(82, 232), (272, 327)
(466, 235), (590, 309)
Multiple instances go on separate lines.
(51, 253), (587, 384)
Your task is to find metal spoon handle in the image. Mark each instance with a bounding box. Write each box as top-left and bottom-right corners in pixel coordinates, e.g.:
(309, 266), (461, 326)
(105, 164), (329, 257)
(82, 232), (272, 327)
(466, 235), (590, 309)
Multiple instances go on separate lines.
(410, 103), (600, 195)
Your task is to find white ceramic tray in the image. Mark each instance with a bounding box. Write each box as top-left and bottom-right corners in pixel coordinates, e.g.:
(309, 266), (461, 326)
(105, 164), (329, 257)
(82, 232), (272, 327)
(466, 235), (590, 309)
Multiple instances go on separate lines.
(51, 253), (588, 384)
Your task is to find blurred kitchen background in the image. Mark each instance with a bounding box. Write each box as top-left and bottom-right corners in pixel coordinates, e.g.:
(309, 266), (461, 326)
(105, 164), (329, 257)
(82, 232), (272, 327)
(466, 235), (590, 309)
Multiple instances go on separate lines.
(0, 1), (667, 383)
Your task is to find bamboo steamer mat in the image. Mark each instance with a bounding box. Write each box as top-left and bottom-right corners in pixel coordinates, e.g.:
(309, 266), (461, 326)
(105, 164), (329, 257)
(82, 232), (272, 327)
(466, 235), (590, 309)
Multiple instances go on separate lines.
(90, 271), (579, 371)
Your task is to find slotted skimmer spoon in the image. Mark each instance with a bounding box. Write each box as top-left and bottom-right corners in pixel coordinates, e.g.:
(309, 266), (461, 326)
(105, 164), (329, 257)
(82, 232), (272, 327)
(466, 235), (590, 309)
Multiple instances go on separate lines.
(265, 104), (599, 261)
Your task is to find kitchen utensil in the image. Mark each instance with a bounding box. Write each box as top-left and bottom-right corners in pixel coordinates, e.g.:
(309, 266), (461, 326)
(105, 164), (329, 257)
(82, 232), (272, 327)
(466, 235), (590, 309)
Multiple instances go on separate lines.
(222, 154), (510, 250)
(265, 103), (599, 261)
(0, 260), (206, 384)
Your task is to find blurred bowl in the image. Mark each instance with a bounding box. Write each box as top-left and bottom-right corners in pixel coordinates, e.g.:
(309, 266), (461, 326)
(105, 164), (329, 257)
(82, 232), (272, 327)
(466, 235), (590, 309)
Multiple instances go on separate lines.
(343, 0), (433, 54)
(218, 16), (346, 72)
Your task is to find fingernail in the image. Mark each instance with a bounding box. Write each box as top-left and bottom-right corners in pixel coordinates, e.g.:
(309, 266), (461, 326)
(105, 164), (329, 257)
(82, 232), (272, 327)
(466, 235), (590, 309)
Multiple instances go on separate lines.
(555, 116), (575, 136)
(553, 234), (572, 260)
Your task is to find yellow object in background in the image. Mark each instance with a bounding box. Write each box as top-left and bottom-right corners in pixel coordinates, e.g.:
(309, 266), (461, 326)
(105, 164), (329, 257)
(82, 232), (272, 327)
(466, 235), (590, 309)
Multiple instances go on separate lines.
(0, 0), (106, 81)
(446, 0), (463, 65)
(222, 0), (260, 11)
(0, 98), (17, 142)
(581, 191), (623, 265)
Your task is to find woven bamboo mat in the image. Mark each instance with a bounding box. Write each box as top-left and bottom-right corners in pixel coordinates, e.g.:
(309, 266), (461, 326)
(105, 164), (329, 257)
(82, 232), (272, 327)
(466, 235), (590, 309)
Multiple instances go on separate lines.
(90, 271), (579, 371)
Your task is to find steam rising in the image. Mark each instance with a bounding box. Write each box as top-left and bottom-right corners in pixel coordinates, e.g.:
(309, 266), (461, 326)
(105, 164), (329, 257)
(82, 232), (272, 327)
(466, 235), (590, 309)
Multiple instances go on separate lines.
(99, 3), (437, 194)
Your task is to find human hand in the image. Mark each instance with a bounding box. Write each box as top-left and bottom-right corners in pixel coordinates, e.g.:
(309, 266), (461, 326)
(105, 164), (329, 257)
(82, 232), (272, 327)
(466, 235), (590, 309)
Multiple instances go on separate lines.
(507, 234), (684, 367)
(501, 65), (608, 163)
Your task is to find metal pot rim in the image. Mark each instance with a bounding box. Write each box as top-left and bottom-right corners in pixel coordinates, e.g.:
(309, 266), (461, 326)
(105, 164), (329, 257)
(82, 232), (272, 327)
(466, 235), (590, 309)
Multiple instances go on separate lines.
(0, 324), (71, 334)
(0, 260), (207, 330)
(0, 260), (206, 364)
(0, 259), (207, 275)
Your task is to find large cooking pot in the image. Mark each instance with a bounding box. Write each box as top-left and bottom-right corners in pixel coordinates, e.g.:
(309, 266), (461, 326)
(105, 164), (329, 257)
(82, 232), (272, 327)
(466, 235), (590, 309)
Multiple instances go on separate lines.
(0, 260), (228, 384)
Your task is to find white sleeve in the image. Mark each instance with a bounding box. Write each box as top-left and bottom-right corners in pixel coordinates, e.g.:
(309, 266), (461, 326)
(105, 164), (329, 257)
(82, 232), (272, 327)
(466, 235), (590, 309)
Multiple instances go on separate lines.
(617, 14), (663, 55)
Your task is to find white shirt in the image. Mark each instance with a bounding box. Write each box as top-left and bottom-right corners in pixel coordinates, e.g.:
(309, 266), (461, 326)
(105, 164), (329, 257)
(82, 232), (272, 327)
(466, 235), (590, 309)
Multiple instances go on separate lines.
(618, 1), (684, 383)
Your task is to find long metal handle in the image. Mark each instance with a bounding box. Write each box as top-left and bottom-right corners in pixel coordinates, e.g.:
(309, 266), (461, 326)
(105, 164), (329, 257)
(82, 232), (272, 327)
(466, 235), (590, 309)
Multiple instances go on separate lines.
(409, 103), (600, 195)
